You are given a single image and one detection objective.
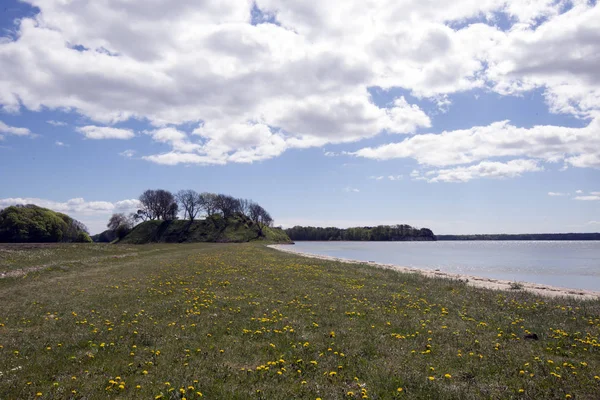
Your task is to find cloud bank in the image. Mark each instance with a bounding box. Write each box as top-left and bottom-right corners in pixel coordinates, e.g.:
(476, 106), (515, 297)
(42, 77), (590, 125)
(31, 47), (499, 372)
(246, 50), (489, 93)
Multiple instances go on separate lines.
(0, 0), (598, 174)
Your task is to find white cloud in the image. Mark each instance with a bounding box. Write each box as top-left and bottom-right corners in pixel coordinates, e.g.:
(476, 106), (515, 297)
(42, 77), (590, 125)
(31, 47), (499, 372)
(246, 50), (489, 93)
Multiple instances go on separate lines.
(352, 118), (600, 180)
(47, 120), (67, 126)
(0, 0), (597, 170)
(388, 175), (403, 181)
(0, 121), (33, 138)
(343, 187), (360, 193)
(55, 141), (68, 147)
(369, 176), (384, 180)
(77, 125), (135, 140)
(119, 149), (136, 158)
(0, 197), (141, 214)
(574, 196), (600, 201)
(576, 190), (583, 194)
(592, 192), (600, 196)
(587, 220), (600, 225)
(0, 197), (142, 234)
(422, 159), (542, 183)
(548, 192), (568, 196)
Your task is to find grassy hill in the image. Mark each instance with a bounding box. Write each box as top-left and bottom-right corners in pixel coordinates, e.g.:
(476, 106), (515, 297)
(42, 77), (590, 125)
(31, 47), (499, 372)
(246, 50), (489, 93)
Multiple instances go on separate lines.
(119, 214), (292, 244)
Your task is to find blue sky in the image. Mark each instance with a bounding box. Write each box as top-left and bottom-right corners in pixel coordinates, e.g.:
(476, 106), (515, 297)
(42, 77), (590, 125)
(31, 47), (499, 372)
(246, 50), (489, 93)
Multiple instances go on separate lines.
(1, 0), (599, 234)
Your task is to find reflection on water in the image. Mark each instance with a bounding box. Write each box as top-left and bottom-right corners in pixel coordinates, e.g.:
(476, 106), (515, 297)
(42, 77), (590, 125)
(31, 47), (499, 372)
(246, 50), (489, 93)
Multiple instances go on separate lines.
(292, 241), (600, 292)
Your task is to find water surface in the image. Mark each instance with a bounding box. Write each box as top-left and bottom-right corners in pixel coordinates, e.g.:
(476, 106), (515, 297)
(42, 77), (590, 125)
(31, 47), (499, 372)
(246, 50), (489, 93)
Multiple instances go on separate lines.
(291, 241), (600, 292)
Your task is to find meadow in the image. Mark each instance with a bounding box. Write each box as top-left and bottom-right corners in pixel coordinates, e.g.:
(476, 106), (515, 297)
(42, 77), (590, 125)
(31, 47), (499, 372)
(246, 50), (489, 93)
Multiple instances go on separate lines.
(0, 243), (599, 399)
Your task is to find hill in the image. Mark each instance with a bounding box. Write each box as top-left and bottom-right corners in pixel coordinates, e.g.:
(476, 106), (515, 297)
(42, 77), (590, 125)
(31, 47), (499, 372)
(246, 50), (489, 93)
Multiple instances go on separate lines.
(0, 204), (92, 243)
(285, 224), (436, 241)
(90, 229), (118, 243)
(119, 214), (292, 244)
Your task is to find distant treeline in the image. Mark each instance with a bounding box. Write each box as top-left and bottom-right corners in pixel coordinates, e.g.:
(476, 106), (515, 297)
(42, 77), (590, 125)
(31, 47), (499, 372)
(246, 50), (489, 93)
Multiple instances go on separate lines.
(437, 233), (600, 241)
(285, 225), (436, 241)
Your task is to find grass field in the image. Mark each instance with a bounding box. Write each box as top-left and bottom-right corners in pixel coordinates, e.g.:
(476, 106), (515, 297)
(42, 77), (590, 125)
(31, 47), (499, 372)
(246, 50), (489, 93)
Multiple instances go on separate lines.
(1, 243), (599, 399)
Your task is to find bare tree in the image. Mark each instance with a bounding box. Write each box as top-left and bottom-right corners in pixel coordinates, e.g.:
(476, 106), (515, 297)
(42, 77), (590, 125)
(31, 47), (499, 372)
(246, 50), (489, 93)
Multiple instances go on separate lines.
(107, 213), (133, 239)
(249, 202), (273, 237)
(107, 213), (129, 230)
(176, 190), (202, 221)
(199, 192), (218, 216)
(138, 189), (178, 220)
(239, 198), (251, 216)
(214, 194), (242, 218)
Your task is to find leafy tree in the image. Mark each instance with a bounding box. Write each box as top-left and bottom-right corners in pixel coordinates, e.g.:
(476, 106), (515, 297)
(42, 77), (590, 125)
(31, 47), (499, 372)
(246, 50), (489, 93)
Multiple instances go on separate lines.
(0, 204), (90, 243)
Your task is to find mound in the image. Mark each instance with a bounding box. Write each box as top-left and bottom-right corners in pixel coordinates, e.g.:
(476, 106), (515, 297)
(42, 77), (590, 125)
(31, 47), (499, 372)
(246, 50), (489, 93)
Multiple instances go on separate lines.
(119, 214), (292, 244)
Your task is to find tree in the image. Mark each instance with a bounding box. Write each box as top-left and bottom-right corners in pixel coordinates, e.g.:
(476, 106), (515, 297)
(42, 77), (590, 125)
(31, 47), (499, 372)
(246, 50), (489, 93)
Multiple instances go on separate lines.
(214, 194), (241, 218)
(138, 189), (178, 221)
(107, 213), (133, 239)
(199, 192), (218, 216)
(249, 202), (273, 237)
(176, 190), (202, 221)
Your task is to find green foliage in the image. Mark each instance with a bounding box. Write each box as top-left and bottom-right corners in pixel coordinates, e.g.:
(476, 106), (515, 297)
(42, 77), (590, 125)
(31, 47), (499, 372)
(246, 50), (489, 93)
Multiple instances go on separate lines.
(75, 232), (93, 243)
(286, 224), (436, 241)
(0, 205), (89, 243)
(119, 214), (292, 244)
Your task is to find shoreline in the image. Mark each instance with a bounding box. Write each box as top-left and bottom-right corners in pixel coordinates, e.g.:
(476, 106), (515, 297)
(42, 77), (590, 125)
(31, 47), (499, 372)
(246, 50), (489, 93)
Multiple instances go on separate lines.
(268, 244), (600, 300)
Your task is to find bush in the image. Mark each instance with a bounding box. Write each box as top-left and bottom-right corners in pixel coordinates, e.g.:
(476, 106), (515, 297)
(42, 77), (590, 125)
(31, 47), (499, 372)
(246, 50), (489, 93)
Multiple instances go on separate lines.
(75, 232), (93, 243)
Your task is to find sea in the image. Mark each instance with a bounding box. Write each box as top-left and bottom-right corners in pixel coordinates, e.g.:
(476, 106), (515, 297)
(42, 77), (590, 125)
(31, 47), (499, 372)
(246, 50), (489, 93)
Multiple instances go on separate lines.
(291, 241), (600, 292)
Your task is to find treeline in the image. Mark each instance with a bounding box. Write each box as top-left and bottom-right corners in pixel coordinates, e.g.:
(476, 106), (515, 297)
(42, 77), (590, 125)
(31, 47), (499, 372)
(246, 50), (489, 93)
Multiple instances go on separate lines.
(285, 225), (436, 241)
(0, 204), (92, 243)
(437, 233), (600, 241)
(107, 189), (274, 239)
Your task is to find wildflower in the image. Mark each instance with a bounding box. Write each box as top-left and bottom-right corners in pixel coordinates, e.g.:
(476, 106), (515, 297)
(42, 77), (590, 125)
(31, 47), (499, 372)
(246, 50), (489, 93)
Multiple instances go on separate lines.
(428, 376), (435, 381)
(397, 388), (403, 392)
(444, 374), (451, 379)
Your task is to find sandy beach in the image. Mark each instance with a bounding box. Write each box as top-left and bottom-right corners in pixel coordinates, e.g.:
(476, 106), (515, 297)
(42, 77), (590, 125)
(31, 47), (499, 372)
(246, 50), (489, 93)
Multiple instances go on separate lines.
(268, 244), (600, 300)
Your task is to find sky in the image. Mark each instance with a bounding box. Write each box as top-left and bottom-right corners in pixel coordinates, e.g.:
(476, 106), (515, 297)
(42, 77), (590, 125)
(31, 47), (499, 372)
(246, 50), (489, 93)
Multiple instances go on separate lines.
(0, 0), (599, 235)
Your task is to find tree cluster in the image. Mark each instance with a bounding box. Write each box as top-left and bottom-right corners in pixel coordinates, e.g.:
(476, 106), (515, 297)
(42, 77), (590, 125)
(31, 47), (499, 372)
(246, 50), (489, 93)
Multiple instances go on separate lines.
(285, 224), (436, 241)
(0, 205), (92, 243)
(107, 189), (274, 238)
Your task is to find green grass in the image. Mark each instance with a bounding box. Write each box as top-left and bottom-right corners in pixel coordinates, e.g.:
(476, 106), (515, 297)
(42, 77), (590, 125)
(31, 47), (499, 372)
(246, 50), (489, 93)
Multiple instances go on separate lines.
(0, 243), (599, 399)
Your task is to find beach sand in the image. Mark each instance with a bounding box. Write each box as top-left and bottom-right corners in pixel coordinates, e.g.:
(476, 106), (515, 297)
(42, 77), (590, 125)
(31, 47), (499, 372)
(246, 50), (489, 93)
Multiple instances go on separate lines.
(268, 244), (600, 300)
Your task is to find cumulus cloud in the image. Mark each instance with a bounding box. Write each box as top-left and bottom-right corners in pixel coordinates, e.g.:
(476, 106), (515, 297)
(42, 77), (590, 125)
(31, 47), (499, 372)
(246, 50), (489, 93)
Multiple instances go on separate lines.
(77, 126), (135, 140)
(0, 121), (33, 140)
(353, 118), (600, 179)
(55, 141), (68, 147)
(413, 159), (542, 183)
(344, 187), (360, 193)
(0, 0), (598, 171)
(0, 197), (141, 214)
(548, 192), (568, 196)
(119, 149), (136, 158)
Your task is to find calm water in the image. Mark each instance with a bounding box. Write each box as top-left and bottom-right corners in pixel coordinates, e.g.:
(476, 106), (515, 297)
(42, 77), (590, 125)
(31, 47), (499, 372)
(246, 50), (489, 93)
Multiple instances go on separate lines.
(291, 241), (600, 292)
